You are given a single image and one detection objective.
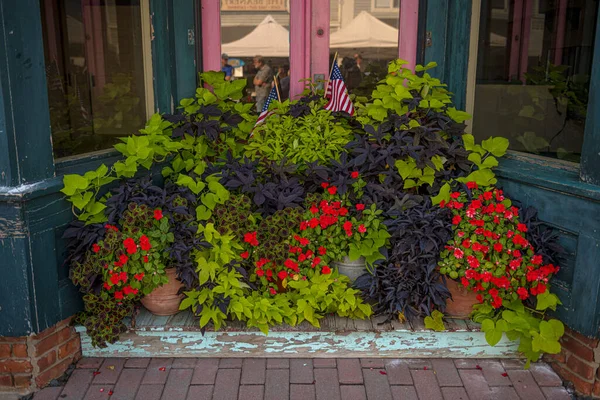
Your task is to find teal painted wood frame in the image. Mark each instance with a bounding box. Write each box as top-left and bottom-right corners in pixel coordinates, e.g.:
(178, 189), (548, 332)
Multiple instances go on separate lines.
(423, 0), (472, 110)
(0, 0), (198, 336)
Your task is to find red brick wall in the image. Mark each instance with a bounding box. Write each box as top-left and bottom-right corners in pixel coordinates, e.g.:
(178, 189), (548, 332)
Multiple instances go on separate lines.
(545, 326), (600, 398)
(0, 317), (81, 395)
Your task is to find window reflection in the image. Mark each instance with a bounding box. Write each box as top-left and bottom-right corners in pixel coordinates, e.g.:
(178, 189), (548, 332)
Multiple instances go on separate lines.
(329, 0), (399, 98)
(472, 0), (598, 163)
(40, 0), (150, 160)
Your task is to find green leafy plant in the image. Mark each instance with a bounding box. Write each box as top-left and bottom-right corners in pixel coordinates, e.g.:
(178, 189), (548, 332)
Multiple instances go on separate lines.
(424, 310), (446, 332)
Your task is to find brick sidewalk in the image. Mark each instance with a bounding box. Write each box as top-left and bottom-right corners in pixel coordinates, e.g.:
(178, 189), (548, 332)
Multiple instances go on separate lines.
(31, 357), (571, 400)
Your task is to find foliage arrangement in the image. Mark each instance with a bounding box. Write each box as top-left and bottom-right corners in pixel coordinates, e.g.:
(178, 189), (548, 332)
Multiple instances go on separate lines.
(438, 183), (564, 366)
(60, 60), (566, 367)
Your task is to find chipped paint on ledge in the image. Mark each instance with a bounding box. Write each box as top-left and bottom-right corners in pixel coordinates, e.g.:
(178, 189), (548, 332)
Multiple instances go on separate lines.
(76, 327), (520, 359)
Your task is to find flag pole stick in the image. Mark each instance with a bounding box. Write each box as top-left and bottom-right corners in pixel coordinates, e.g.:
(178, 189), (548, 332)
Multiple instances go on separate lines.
(273, 76), (282, 102)
(324, 51), (338, 98)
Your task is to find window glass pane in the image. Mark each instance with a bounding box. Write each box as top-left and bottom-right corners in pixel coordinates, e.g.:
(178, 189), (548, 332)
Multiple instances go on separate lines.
(40, 0), (150, 160)
(329, 0), (399, 97)
(374, 0), (391, 8)
(220, 0), (290, 112)
(472, 0), (597, 163)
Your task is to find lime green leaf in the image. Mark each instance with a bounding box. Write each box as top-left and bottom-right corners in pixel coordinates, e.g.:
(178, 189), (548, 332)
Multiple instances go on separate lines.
(61, 175), (89, 196)
(424, 310), (446, 332)
(431, 183), (451, 205)
(481, 137), (510, 157)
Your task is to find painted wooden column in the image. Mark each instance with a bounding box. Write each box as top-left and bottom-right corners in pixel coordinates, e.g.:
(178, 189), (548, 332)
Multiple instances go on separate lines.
(310, 0), (329, 87)
(553, 0), (568, 65)
(580, 8), (600, 185)
(290, 0), (308, 99)
(201, 0), (221, 72)
(398, 0), (419, 71)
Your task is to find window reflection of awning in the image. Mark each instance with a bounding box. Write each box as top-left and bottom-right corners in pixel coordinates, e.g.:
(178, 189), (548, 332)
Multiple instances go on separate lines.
(222, 15), (289, 57)
(330, 11), (398, 48)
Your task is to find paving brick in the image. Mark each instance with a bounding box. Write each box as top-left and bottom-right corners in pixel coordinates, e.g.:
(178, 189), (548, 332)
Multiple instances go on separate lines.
(32, 386), (63, 400)
(124, 359), (150, 369)
(141, 359), (173, 385)
(77, 358), (104, 369)
(161, 368), (193, 400)
(541, 386), (572, 400)
(411, 370), (443, 400)
(441, 387), (468, 400)
(478, 360), (511, 386)
(337, 359), (363, 384)
(290, 359), (314, 384)
(432, 359), (462, 387)
(112, 368), (145, 400)
(454, 359), (480, 369)
(191, 358), (219, 385)
(240, 358), (266, 385)
(185, 385), (213, 400)
(219, 358), (242, 368)
(501, 359), (526, 370)
(212, 368), (241, 400)
(291, 384), (316, 400)
(84, 385), (114, 400)
(363, 368), (393, 400)
(391, 385), (418, 400)
(239, 385), (264, 400)
(360, 358), (385, 368)
(135, 384), (164, 400)
(267, 358), (289, 369)
(340, 385), (367, 400)
(507, 369), (545, 400)
(489, 386), (520, 399)
(171, 358), (197, 369)
(314, 368), (340, 400)
(61, 369), (96, 400)
(529, 363), (563, 387)
(403, 359), (434, 369)
(93, 358), (125, 385)
(458, 368), (491, 400)
(384, 360), (412, 385)
(265, 368), (289, 400)
(313, 359), (336, 368)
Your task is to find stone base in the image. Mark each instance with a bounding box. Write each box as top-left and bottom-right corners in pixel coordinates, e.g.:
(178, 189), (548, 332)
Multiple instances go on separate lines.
(0, 317), (81, 395)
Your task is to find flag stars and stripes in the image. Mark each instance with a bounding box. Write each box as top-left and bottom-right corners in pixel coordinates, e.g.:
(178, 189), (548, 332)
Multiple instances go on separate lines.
(324, 62), (355, 115)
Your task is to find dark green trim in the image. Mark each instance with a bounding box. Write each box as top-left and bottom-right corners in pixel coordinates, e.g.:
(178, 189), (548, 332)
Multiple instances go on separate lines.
(172, 0), (196, 102)
(580, 6), (600, 185)
(423, 0), (471, 110)
(0, 0), (54, 186)
(150, 0), (174, 113)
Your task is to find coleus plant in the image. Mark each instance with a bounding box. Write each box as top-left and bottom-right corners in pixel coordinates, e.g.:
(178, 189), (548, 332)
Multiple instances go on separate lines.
(438, 183), (564, 367)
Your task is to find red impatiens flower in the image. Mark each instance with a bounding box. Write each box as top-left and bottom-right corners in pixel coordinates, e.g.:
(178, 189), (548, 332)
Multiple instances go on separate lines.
(110, 274), (120, 285)
(328, 186), (338, 195)
(311, 257), (321, 268)
(299, 221), (308, 231)
(517, 223), (528, 233)
(530, 283), (547, 295)
(321, 265), (331, 274)
(308, 218), (319, 229)
(461, 277), (469, 287)
(356, 203), (365, 211)
(483, 192), (493, 201)
(517, 287), (529, 300)
(318, 246), (327, 255)
(476, 294), (484, 303)
(103, 282), (112, 290)
(452, 215), (462, 225)
(123, 238), (137, 254)
(244, 232), (259, 246)
(491, 297), (503, 309)
(134, 273), (145, 281)
(240, 251), (249, 259)
(453, 248), (464, 259)
(123, 285), (138, 296)
(277, 271), (288, 280)
(321, 182), (329, 189)
(466, 181), (478, 189)
(351, 171), (359, 179)
(269, 287), (277, 295)
(154, 209), (163, 220)
(450, 192), (461, 199)
(140, 235), (152, 251)
(143, 255), (149, 263)
(114, 291), (124, 300)
(114, 254), (129, 267)
(256, 269), (264, 277)
(343, 221), (353, 231)
(92, 243), (101, 253)
(298, 237), (310, 246)
(493, 243), (503, 253)
(310, 205), (319, 214)
(358, 224), (367, 233)
(531, 255), (543, 265)
(284, 259), (299, 272)
(104, 224), (119, 232)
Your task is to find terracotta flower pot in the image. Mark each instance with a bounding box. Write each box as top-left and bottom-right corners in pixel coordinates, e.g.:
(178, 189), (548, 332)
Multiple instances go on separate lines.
(333, 256), (366, 282)
(444, 278), (479, 319)
(140, 268), (184, 316)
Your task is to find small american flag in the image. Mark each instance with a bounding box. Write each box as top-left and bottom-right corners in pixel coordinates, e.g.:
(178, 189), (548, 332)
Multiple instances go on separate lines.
(254, 86), (279, 128)
(324, 61), (354, 115)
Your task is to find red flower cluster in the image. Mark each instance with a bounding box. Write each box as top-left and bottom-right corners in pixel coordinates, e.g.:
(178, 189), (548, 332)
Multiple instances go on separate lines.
(244, 231), (259, 246)
(439, 184), (560, 308)
(153, 209), (163, 221)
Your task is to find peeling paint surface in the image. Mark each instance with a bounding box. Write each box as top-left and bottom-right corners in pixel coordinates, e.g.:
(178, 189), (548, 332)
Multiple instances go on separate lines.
(76, 327), (520, 358)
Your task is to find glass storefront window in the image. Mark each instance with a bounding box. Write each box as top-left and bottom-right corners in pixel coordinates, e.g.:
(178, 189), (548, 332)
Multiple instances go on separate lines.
(329, 0), (399, 98)
(471, 0), (598, 163)
(220, 0), (290, 112)
(40, 0), (152, 160)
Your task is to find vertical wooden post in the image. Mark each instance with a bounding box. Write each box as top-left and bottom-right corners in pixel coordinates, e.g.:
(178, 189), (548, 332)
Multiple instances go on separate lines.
(398, 0), (419, 71)
(508, 0), (523, 81)
(311, 0), (329, 86)
(553, 0), (568, 65)
(290, 0), (307, 99)
(201, 0), (221, 72)
(518, 0), (533, 82)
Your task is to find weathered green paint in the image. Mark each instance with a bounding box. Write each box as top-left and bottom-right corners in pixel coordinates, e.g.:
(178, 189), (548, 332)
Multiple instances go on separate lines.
(580, 6), (600, 185)
(424, 0), (471, 110)
(171, 0), (197, 102)
(76, 327), (520, 359)
(497, 153), (600, 337)
(150, 0), (174, 113)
